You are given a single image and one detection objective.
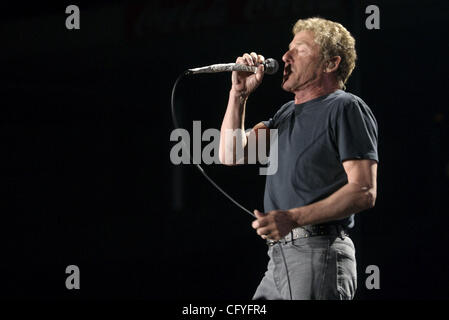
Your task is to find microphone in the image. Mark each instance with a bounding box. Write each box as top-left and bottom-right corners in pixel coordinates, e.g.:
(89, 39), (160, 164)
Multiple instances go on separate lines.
(187, 58), (279, 75)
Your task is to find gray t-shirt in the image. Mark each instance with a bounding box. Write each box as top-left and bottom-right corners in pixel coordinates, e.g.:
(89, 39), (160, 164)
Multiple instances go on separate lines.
(263, 89), (378, 228)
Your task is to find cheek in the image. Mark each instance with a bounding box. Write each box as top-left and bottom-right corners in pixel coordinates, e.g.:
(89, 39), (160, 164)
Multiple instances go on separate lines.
(301, 59), (320, 75)
(295, 57), (311, 70)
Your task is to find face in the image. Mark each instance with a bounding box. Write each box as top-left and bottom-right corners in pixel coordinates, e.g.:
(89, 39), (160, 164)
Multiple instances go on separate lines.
(281, 30), (324, 93)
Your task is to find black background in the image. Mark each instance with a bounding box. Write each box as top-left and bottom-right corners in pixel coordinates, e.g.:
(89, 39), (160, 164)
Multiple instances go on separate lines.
(1, 0), (448, 300)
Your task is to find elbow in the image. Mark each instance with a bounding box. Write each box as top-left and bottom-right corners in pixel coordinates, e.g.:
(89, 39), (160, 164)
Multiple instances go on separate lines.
(367, 195), (376, 209)
(218, 148), (235, 166)
(363, 188), (377, 209)
(352, 183), (376, 211)
(219, 153), (233, 166)
(218, 142), (231, 165)
(219, 141), (244, 166)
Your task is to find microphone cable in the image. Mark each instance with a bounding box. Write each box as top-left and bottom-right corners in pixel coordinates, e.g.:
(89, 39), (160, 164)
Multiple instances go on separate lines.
(170, 70), (293, 300)
(171, 71), (255, 218)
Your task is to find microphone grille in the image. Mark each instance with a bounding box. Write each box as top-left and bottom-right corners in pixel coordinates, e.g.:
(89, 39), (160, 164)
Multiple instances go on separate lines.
(264, 58), (279, 75)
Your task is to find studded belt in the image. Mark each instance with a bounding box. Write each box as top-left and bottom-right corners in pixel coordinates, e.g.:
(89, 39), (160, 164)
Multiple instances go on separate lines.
(267, 224), (348, 246)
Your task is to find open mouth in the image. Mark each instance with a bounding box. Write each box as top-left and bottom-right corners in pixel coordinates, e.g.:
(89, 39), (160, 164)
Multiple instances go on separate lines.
(283, 65), (292, 81)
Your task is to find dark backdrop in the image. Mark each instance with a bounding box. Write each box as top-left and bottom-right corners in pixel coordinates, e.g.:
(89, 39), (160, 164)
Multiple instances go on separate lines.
(1, 0), (448, 300)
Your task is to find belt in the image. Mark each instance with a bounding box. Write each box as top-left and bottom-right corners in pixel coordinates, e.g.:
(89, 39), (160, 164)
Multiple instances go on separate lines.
(267, 224), (348, 246)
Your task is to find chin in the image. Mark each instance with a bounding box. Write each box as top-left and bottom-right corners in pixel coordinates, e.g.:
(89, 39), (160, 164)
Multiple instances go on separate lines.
(281, 82), (294, 93)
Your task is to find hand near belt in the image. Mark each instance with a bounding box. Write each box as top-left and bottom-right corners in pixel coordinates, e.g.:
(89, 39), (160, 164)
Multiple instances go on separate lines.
(251, 209), (298, 241)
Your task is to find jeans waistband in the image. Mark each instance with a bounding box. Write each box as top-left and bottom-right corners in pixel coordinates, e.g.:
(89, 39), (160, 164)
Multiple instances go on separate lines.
(267, 224), (348, 246)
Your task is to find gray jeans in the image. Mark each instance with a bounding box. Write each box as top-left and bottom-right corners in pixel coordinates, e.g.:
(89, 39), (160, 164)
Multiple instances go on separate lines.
(253, 235), (357, 300)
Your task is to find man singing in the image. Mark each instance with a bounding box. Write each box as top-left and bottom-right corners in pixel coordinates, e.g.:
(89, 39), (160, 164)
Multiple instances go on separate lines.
(219, 17), (378, 300)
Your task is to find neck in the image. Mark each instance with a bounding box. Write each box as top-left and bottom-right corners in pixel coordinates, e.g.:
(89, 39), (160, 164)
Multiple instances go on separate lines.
(293, 77), (340, 105)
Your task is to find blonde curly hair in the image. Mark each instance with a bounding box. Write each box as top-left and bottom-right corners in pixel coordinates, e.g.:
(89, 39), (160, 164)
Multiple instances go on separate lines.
(293, 17), (357, 89)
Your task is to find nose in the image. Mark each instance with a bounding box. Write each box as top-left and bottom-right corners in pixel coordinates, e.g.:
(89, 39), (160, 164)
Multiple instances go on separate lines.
(282, 49), (292, 64)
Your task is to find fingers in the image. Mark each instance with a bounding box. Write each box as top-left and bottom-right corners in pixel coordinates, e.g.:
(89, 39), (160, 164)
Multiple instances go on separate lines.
(254, 209), (264, 218)
(250, 52), (259, 66)
(252, 218), (267, 229)
(232, 52), (265, 94)
(257, 227), (280, 241)
(252, 210), (265, 228)
(256, 226), (271, 236)
(250, 52), (265, 65)
(252, 209), (284, 240)
(252, 209), (271, 239)
(248, 53), (265, 81)
(255, 64), (264, 82)
(242, 53), (254, 66)
(239, 52), (265, 66)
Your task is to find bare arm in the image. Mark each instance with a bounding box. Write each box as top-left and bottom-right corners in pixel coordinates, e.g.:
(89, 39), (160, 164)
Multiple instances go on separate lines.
(291, 159), (378, 226)
(252, 159), (378, 240)
(219, 52), (266, 165)
(219, 89), (248, 165)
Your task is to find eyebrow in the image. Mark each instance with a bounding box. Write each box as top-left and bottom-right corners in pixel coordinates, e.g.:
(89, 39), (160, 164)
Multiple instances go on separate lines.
(289, 41), (308, 50)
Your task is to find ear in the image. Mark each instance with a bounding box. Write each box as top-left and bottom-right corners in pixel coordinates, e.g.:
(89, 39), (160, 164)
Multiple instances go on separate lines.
(324, 56), (341, 73)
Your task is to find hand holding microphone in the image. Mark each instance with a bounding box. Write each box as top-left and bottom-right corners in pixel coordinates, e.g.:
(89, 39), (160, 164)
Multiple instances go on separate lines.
(232, 52), (267, 99)
(187, 52), (279, 99)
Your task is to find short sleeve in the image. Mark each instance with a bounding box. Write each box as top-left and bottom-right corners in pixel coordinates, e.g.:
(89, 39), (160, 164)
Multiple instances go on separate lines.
(333, 98), (379, 163)
(262, 119), (274, 128)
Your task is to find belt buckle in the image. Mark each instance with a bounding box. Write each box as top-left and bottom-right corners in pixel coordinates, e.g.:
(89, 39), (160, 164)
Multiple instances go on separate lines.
(291, 228), (298, 240)
(335, 225), (346, 240)
(284, 231), (292, 242)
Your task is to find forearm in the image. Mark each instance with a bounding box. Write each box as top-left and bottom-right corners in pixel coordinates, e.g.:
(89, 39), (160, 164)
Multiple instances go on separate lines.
(219, 89), (248, 164)
(291, 182), (376, 227)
